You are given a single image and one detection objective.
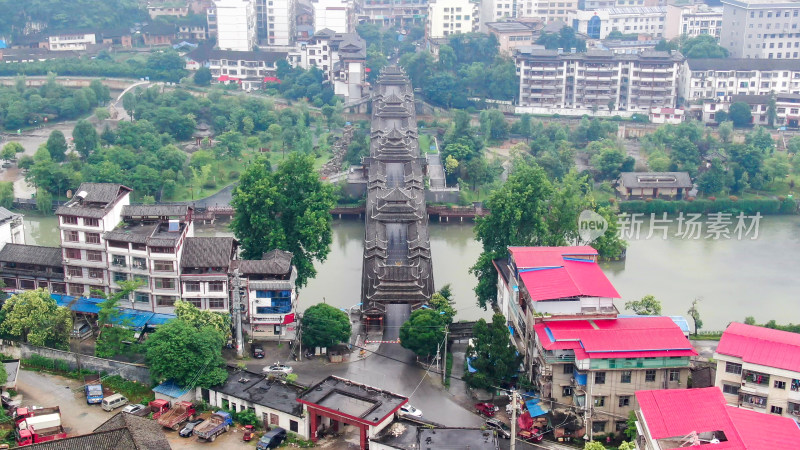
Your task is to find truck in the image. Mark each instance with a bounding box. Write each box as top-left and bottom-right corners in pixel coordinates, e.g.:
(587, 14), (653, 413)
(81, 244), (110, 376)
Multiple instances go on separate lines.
(193, 411), (233, 442)
(15, 409), (67, 446)
(84, 374), (104, 405)
(13, 407), (60, 427)
(147, 399), (171, 419)
(157, 401), (196, 430)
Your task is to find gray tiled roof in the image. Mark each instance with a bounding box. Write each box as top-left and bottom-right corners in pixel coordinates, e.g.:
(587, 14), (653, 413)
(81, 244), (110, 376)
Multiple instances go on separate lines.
(93, 412), (172, 449)
(29, 412), (171, 449)
(0, 244), (62, 267)
(0, 207), (17, 223)
(618, 172), (693, 189)
(180, 237), (236, 268)
(56, 183), (131, 218)
(122, 205), (191, 218)
(687, 58), (800, 71)
(230, 250), (293, 275)
(211, 368), (303, 417)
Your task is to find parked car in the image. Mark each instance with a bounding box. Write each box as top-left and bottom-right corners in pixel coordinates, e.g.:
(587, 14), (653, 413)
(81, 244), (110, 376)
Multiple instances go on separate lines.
(179, 418), (205, 438)
(399, 404), (423, 417)
(263, 363), (293, 376)
(475, 403), (498, 417)
(485, 418), (511, 439)
(71, 321), (92, 340)
(122, 404), (145, 415)
(102, 394), (128, 412)
(251, 343), (265, 359)
(256, 427), (287, 449)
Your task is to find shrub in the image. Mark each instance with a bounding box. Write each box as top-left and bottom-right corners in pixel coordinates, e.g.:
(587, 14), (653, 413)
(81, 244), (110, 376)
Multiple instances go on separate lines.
(228, 170), (240, 180)
(202, 179), (217, 189)
(729, 195), (738, 201)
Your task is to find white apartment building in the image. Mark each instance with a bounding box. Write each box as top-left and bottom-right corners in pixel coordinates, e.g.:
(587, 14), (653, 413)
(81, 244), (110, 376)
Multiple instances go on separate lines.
(517, 0), (578, 24)
(358, 0), (429, 27)
(258, 0), (296, 45)
(695, 93), (800, 126)
(720, 0), (800, 59)
(479, 0), (516, 31)
(180, 237), (236, 312)
(300, 29), (367, 102)
(213, 0), (257, 51)
(185, 46), (288, 90)
(679, 58), (800, 102)
(715, 322), (800, 423)
(0, 207), (24, 249)
(582, 0), (665, 9)
(427, 0), (478, 38)
(48, 32), (96, 51)
(569, 7), (667, 40)
(514, 48), (683, 116)
(312, 0), (352, 33)
(56, 183), (132, 298)
(664, 4), (723, 41)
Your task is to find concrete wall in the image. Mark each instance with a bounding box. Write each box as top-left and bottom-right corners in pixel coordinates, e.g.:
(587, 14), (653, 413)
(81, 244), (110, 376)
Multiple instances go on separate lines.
(425, 189), (460, 204)
(0, 341), (151, 384)
(0, 76), (138, 90)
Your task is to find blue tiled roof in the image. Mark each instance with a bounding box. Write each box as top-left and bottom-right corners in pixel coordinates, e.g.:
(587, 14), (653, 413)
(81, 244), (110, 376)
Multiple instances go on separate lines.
(51, 294), (175, 331)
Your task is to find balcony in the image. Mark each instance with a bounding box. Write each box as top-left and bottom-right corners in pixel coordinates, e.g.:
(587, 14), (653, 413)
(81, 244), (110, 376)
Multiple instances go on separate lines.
(542, 351), (575, 364)
(590, 356), (690, 370)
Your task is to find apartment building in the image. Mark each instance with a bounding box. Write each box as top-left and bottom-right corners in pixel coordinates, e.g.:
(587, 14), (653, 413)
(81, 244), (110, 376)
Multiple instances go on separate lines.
(720, 0), (800, 59)
(257, 0), (297, 45)
(514, 48), (682, 115)
(486, 22), (537, 56)
(664, 4), (723, 41)
(427, 0), (479, 38)
(569, 7), (667, 40)
(231, 250), (297, 339)
(479, 0), (516, 31)
(494, 246), (695, 435)
(300, 29), (367, 102)
(680, 58), (800, 103)
(0, 207), (25, 249)
(516, 0), (578, 24)
(358, 0), (429, 27)
(213, 0), (257, 51)
(48, 32), (96, 51)
(180, 237), (237, 312)
(635, 387), (800, 449)
(148, 2), (190, 18)
(186, 46), (288, 90)
(312, 0), (353, 33)
(56, 183), (132, 298)
(582, 0), (665, 8)
(0, 244), (65, 294)
(695, 93), (800, 127)
(714, 322), (800, 422)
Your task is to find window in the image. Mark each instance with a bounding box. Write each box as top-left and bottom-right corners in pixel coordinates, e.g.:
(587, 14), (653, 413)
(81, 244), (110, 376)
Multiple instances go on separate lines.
(186, 298), (201, 307)
(135, 292), (150, 303)
(85, 233), (101, 244)
(562, 386), (573, 397)
(154, 278), (175, 290)
(65, 248), (81, 260)
(209, 298), (225, 309)
(67, 266), (82, 277)
(84, 218), (99, 227)
(20, 279), (35, 289)
(154, 261), (174, 271)
(88, 269), (103, 279)
(618, 396), (631, 407)
(741, 393), (767, 408)
(108, 240), (128, 249)
(645, 370), (656, 382)
(669, 369), (680, 382)
(87, 250), (102, 262)
(563, 363), (574, 374)
(726, 362), (743, 375)
(69, 284), (84, 296)
(156, 295), (176, 306)
(65, 230), (79, 242)
(113, 272), (128, 282)
(62, 216), (78, 225)
(132, 243), (147, 251)
(209, 281), (225, 292)
(595, 372), (606, 384)
(594, 396), (605, 407)
(112, 255), (126, 267)
(775, 380), (787, 389)
(290, 420), (298, 433)
(592, 421), (607, 433)
(134, 275), (148, 285)
(185, 281), (201, 292)
(132, 257), (147, 270)
(771, 405), (784, 414)
(621, 371), (632, 383)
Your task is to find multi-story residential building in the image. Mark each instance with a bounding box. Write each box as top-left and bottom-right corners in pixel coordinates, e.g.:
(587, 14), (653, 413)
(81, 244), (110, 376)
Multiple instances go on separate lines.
(142, 23), (177, 46)
(427, 0), (479, 39)
(486, 22), (537, 56)
(600, 39), (659, 55)
(680, 58), (800, 104)
(257, 0), (297, 45)
(56, 183), (132, 298)
(312, 0), (353, 33)
(694, 93), (800, 126)
(635, 387), (800, 449)
(570, 7), (667, 40)
(517, 0), (578, 24)
(0, 244), (65, 294)
(180, 237), (237, 312)
(358, 0), (429, 27)
(231, 249), (297, 340)
(207, 6), (219, 36)
(48, 32), (96, 51)
(664, 4), (723, 41)
(104, 205), (195, 313)
(582, 0), (665, 9)
(214, 0), (257, 51)
(720, 0), (800, 59)
(479, 0), (516, 31)
(0, 207), (25, 249)
(177, 23), (209, 41)
(714, 322), (800, 422)
(186, 46), (288, 90)
(514, 48), (683, 115)
(300, 29), (367, 102)
(148, 2), (190, 18)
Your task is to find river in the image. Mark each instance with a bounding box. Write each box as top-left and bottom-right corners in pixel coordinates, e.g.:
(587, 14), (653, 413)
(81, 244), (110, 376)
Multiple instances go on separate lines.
(21, 213), (800, 329)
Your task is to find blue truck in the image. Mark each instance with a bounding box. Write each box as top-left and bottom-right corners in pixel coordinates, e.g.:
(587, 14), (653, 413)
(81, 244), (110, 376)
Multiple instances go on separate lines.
(84, 374), (104, 405)
(193, 411), (233, 442)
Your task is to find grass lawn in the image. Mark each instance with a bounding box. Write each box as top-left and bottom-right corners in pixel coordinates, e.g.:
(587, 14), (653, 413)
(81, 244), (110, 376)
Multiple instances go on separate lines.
(170, 152), (253, 202)
(419, 134), (434, 154)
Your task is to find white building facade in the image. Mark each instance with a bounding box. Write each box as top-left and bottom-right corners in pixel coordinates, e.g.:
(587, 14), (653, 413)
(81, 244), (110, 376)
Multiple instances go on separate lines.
(569, 7), (667, 40)
(213, 0), (257, 51)
(259, 0), (296, 45)
(664, 4), (723, 41)
(0, 208), (24, 249)
(720, 0), (800, 59)
(312, 0), (352, 33)
(427, 0), (478, 38)
(48, 32), (96, 51)
(679, 58), (800, 103)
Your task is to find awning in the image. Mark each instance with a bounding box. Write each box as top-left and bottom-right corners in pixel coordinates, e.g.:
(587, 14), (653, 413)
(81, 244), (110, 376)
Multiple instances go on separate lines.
(282, 313), (296, 324)
(263, 76), (281, 83)
(51, 294), (175, 331)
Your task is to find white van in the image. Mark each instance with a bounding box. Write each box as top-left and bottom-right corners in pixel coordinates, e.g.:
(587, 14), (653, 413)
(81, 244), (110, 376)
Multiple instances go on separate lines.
(71, 321), (93, 340)
(101, 394), (128, 411)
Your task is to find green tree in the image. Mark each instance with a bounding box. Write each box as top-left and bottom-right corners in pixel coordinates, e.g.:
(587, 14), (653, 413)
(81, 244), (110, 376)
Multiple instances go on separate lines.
(215, 131), (245, 159)
(231, 154), (336, 288)
(0, 289), (72, 349)
(429, 291), (456, 323)
(625, 294), (662, 315)
(36, 189), (52, 215)
(174, 300), (231, 338)
(194, 67), (212, 86)
(687, 298), (703, 336)
(728, 102), (753, 128)
(72, 120), (98, 159)
(590, 206), (627, 259)
(767, 95), (777, 128)
(584, 442), (606, 450)
(94, 280), (143, 327)
(95, 327), (138, 358)
(680, 35), (729, 58)
(744, 316), (756, 325)
(145, 319), (227, 390)
(718, 121), (734, 144)
(537, 26), (587, 52)
(697, 160), (728, 196)
(619, 441), (635, 450)
(399, 309), (447, 359)
(2, 142), (24, 158)
(1, 145), (15, 162)
(301, 303), (351, 349)
(465, 314), (520, 390)
(122, 91), (137, 118)
(591, 145), (635, 181)
(0, 182), (13, 209)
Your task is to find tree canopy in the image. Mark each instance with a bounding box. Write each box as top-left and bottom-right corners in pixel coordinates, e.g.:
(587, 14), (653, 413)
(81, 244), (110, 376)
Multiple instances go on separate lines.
(624, 295), (662, 315)
(144, 318), (227, 389)
(400, 309), (447, 359)
(680, 35), (729, 59)
(728, 102), (753, 128)
(231, 153), (336, 288)
(301, 303), (351, 349)
(174, 300), (231, 338)
(0, 289), (72, 349)
(536, 26), (587, 52)
(464, 314), (520, 390)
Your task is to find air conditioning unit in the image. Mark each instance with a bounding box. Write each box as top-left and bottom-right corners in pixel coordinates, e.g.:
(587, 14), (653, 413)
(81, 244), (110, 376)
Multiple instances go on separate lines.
(64, 259), (70, 263)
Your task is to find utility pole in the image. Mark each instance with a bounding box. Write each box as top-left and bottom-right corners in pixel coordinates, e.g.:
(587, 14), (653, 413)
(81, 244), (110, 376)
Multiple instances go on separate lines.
(442, 326), (448, 385)
(232, 269), (244, 359)
(510, 390), (517, 450)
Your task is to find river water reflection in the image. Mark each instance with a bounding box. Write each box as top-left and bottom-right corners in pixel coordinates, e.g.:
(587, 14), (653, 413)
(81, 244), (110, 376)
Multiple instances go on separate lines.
(23, 214), (800, 329)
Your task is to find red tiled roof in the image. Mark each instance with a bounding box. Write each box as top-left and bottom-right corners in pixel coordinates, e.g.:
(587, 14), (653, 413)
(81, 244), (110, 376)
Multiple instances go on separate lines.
(716, 322), (800, 373)
(508, 246), (620, 301)
(636, 387), (800, 449)
(535, 317), (696, 359)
